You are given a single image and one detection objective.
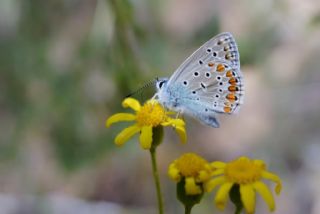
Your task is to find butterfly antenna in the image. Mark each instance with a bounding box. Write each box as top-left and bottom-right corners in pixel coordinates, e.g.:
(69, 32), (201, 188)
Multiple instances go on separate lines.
(125, 78), (158, 98)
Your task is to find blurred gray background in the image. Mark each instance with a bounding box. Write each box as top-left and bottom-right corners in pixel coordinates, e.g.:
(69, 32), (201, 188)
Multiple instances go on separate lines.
(1, 0), (320, 213)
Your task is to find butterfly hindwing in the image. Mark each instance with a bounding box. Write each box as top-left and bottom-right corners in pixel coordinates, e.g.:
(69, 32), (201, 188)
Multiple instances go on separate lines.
(183, 61), (243, 113)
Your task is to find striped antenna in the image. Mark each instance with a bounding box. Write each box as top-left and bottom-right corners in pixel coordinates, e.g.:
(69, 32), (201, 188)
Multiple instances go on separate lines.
(125, 77), (158, 98)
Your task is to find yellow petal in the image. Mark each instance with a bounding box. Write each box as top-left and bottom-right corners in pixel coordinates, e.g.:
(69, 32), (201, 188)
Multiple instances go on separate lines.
(175, 125), (187, 144)
(211, 161), (226, 169)
(198, 170), (210, 182)
(185, 177), (202, 195)
(106, 113), (136, 127)
(240, 184), (256, 214)
(168, 163), (181, 182)
(211, 168), (224, 176)
(253, 159), (266, 169)
(115, 125), (140, 146)
(139, 126), (153, 149)
(261, 171), (282, 194)
(238, 156), (250, 161)
(253, 181), (275, 212)
(204, 176), (225, 192)
(171, 118), (185, 127)
(161, 118), (185, 127)
(122, 98), (141, 111)
(167, 111), (176, 115)
(214, 182), (233, 210)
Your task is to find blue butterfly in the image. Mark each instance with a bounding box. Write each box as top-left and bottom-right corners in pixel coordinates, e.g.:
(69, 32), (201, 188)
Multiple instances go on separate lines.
(154, 32), (244, 128)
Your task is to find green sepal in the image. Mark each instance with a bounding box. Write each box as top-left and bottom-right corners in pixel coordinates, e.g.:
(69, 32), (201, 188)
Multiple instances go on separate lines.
(229, 184), (243, 214)
(177, 178), (204, 213)
(150, 126), (164, 151)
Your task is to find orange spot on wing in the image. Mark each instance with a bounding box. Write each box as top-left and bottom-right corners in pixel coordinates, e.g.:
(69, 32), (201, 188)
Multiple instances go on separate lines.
(229, 77), (238, 85)
(208, 62), (214, 67)
(226, 93), (237, 102)
(224, 106), (232, 113)
(217, 64), (225, 72)
(226, 70), (233, 77)
(228, 86), (238, 92)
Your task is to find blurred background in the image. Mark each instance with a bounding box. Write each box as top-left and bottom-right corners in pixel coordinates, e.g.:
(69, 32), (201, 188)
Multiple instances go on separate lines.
(1, 0), (320, 213)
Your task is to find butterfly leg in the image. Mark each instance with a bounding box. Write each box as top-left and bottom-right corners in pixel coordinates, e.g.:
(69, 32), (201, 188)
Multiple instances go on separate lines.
(151, 93), (159, 100)
(176, 111), (181, 119)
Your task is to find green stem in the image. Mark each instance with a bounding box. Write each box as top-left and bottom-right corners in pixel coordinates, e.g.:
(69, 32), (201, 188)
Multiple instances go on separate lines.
(184, 204), (193, 214)
(150, 147), (164, 214)
(234, 205), (243, 214)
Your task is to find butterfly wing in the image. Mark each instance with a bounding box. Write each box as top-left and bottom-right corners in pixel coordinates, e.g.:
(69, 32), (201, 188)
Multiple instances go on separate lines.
(167, 32), (240, 85)
(164, 32), (244, 126)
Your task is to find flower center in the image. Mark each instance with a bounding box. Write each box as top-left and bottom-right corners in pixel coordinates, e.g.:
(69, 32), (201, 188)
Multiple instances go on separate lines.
(175, 153), (208, 177)
(136, 102), (167, 127)
(224, 158), (262, 184)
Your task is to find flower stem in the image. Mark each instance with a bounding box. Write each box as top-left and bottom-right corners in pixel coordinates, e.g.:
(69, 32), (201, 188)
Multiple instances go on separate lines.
(234, 206), (243, 214)
(150, 147), (164, 214)
(184, 204), (193, 214)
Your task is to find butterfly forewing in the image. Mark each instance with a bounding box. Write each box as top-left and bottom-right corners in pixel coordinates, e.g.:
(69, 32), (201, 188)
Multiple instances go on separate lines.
(167, 32), (243, 114)
(168, 32), (240, 84)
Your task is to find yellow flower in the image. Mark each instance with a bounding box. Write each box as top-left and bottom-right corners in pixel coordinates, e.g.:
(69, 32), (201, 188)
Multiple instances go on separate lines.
(106, 98), (186, 149)
(168, 153), (213, 195)
(205, 157), (282, 214)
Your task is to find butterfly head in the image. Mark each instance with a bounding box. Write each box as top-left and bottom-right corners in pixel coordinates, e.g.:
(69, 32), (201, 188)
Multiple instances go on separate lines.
(156, 78), (169, 91)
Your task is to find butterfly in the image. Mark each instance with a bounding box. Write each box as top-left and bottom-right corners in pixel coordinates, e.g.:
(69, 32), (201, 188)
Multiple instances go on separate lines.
(154, 32), (244, 128)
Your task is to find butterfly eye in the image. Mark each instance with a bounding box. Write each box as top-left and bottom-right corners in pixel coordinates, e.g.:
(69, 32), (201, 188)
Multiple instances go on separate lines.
(159, 81), (165, 88)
